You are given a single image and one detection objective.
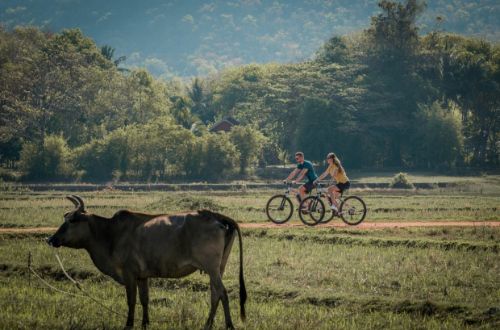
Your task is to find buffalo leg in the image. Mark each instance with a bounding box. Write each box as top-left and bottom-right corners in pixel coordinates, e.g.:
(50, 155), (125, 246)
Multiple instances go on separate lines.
(204, 280), (220, 330)
(220, 284), (233, 330)
(125, 278), (137, 328)
(220, 232), (235, 276)
(138, 278), (150, 327)
(205, 272), (234, 330)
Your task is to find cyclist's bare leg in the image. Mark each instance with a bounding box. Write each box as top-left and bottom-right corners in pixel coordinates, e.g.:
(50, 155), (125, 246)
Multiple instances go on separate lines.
(299, 185), (309, 209)
(295, 191), (301, 204)
(328, 186), (341, 208)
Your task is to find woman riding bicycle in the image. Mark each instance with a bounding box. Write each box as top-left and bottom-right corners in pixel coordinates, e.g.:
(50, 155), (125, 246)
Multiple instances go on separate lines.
(314, 152), (350, 212)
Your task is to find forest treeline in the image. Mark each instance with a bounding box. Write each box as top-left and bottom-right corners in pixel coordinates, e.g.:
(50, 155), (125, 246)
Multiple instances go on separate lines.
(0, 0), (499, 182)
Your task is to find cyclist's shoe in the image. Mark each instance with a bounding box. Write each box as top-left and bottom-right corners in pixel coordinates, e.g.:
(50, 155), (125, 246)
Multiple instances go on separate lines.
(330, 205), (338, 212)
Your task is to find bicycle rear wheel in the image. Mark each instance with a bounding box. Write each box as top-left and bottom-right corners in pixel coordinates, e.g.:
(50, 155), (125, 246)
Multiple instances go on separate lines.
(266, 194), (293, 224)
(339, 196), (367, 225)
(299, 196), (325, 226)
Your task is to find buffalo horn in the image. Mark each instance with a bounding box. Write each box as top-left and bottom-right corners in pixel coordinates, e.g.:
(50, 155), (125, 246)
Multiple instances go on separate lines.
(72, 195), (85, 211)
(66, 195), (80, 209)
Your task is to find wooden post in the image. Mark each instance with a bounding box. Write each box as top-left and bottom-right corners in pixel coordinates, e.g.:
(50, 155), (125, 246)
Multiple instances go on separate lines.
(27, 251), (32, 287)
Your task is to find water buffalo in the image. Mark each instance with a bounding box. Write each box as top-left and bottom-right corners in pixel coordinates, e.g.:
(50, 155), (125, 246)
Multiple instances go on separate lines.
(47, 195), (246, 329)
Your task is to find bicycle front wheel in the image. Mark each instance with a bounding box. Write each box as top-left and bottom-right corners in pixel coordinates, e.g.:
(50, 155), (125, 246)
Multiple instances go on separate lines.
(321, 209), (336, 223)
(299, 196), (325, 226)
(339, 196), (367, 225)
(320, 196), (335, 223)
(266, 194), (293, 224)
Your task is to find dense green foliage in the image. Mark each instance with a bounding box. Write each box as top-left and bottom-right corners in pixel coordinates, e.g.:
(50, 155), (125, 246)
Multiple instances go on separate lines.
(0, 1), (499, 181)
(0, 27), (260, 181)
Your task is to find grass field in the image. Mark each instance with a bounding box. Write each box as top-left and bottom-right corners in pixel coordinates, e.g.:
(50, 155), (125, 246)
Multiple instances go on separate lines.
(0, 179), (499, 329)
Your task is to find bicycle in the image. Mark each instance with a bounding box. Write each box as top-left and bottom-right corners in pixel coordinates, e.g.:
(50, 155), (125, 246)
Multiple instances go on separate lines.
(298, 183), (327, 226)
(265, 182), (324, 226)
(318, 182), (367, 225)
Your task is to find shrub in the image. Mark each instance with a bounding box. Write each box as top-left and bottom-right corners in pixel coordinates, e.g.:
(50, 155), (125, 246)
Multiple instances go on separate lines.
(74, 128), (130, 181)
(0, 168), (20, 182)
(199, 133), (240, 180)
(19, 135), (74, 180)
(390, 172), (414, 189)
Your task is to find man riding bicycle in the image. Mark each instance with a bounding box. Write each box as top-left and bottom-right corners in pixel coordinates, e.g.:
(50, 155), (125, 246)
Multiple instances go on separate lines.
(284, 152), (318, 206)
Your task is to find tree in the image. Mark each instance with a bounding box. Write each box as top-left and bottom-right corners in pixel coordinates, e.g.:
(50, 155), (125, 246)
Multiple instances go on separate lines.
(421, 33), (500, 167)
(315, 36), (350, 64)
(100, 45), (127, 70)
(411, 102), (464, 169)
(361, 0), (431, 167)
(294, 97), (358, 163)
(170, 95), (196, 129)
(367, 0), (426, 61)
(229, 126), (266, 174)
(188, 78), (213, 123)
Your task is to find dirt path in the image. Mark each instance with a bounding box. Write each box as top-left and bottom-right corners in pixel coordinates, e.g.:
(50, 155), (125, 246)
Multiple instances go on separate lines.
(0, 221), (499, 234)
(241, 221), (500, 229)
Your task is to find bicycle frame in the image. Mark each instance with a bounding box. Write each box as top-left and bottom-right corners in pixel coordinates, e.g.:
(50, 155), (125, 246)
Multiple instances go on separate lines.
(301, 182), (325, 208)
(315, 181), (345, 203)
(284, 181), (335, 212)
(282, 182), (300, 199)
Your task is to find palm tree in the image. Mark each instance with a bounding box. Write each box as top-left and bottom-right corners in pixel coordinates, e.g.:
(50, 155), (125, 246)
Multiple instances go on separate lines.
(101, 45), (128, 72)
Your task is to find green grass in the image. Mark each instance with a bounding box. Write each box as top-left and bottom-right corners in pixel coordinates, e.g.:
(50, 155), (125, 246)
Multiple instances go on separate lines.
(0, 187), (499, 228)
(0, 184), (499, 329)
(0, 228), (499, 329)
(350, 172), (500, 184)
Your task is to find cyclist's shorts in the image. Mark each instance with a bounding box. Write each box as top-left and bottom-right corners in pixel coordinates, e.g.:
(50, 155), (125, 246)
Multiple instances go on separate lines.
(336, 181), (351, 193)
(303, 181), (316, 193)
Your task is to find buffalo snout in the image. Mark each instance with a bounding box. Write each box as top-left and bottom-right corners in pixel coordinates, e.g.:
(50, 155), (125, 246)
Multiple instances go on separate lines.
(47, 235), (61, 248)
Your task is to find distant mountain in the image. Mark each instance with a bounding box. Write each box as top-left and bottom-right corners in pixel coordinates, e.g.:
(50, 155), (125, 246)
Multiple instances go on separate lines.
(1, 0), (499, 77)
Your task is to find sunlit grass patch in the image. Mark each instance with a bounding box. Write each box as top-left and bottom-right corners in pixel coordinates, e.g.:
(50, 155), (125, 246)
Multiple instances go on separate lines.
(0, 187), (499, 329)
(1, 229), (499, 329)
